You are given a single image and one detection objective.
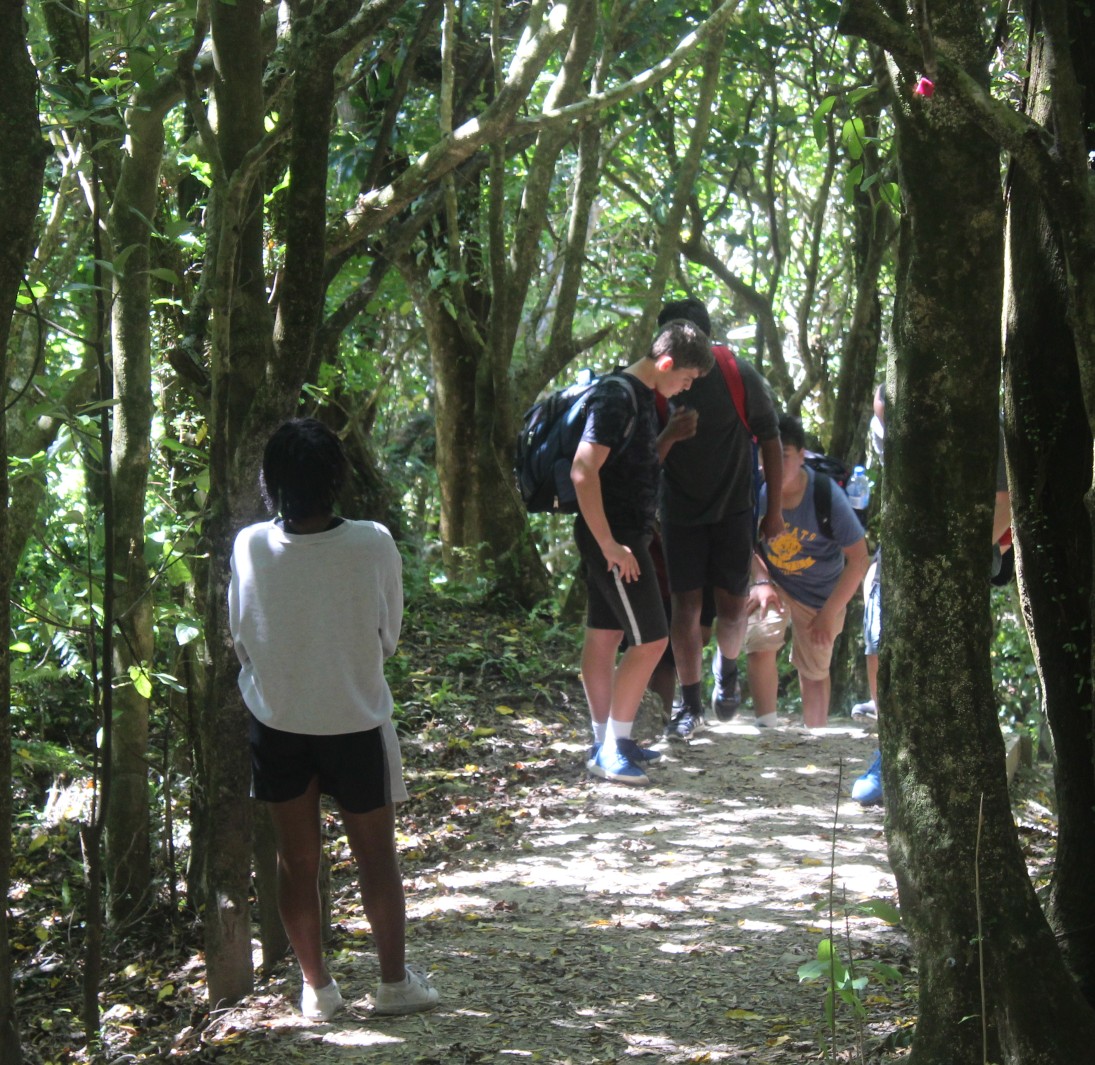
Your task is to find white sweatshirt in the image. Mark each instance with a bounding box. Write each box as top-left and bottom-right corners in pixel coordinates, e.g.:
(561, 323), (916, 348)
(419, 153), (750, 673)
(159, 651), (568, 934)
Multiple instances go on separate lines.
(229, 518), (403, 735)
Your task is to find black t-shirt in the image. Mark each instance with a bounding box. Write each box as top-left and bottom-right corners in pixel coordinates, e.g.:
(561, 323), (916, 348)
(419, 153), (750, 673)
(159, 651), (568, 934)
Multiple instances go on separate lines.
(578, 372), (660, 536)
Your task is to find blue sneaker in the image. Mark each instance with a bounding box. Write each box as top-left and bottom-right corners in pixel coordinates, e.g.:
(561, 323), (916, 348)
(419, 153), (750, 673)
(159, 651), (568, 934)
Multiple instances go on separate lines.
(852, 750), (883, 806)
(591, 742), (650, 786)
(616, 737), (663, 767)
(586, 744), (606, 778)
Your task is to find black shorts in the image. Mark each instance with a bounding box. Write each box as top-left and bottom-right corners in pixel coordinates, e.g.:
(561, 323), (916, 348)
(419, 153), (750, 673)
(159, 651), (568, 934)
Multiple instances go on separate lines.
(662, 511), (755, 597)
(248, 713), (406, 813)
(575, 522), (668, 645)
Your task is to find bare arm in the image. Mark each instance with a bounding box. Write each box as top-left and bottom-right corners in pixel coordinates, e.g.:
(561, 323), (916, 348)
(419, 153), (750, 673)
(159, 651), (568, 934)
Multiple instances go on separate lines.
(571, 440), (640, 581)
(758, 436), (784, 542)
(807, 538), (871, 646)
(992, 489), (1011, 545)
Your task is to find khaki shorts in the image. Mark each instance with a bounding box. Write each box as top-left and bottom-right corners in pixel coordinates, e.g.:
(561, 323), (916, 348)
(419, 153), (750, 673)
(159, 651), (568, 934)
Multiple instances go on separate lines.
(743, 589), (845, 682)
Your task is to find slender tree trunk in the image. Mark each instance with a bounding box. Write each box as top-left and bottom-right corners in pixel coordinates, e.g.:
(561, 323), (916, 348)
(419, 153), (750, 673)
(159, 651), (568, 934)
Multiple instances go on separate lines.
(199, 0), (274, 1007)
(0, 6), (49, 1059)
(1003, 3), (1095, 1002)
(104, 83), (174, 924)
(849, 3), (1095, 1059)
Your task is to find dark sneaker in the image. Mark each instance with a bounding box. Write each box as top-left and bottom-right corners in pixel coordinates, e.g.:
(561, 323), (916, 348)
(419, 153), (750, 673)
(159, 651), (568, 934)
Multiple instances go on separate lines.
(664, 708), (707, 742)
(711, 673), (742, 722)
(851, 750), (883, 806)
(591, 743), (650, 785)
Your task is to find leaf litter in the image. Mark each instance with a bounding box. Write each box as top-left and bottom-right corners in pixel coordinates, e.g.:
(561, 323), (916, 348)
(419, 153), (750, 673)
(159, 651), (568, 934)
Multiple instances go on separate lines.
(15, 600), (1056, 1063)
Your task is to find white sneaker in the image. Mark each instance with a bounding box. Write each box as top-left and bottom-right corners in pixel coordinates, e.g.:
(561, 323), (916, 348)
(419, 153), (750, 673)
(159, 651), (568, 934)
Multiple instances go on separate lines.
(374, 966), (440, 1016)
(301, 978), (343, 1021)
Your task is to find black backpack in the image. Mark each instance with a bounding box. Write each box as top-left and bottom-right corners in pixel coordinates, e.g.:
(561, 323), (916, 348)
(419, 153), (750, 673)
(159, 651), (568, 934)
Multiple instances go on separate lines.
(515, 372), (638, 514)
(803, 452), (853, 540)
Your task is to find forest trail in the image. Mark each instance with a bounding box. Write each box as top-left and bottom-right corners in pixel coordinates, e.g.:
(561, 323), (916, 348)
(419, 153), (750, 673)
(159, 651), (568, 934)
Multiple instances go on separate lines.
(193, 717), (913, 1064)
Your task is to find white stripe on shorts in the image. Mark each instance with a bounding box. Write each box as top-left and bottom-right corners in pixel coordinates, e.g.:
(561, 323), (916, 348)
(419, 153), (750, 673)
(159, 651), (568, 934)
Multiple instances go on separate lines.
(612, 566), (643, 646)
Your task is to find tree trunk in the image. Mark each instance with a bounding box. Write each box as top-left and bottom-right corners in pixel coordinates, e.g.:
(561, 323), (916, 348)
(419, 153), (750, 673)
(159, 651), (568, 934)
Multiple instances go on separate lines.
(103, 81), (175, 924)
(199, 0), (274, 1007)
(1003, 4), (1095, 1002)
(0, 7), (48, 1060)
(855, 3), (1095, 1059)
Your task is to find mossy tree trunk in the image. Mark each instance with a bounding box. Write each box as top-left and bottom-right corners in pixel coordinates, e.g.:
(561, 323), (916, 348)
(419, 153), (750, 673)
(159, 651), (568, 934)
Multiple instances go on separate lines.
(843, 1), (1095, 1060)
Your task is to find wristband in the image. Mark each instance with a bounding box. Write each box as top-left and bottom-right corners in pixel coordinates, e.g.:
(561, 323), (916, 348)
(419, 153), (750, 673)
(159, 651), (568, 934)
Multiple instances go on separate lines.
(752, 579), (771, 587)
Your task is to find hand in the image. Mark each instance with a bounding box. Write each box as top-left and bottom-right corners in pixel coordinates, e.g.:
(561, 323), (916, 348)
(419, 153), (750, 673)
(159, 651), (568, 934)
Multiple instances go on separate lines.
(664, 406), (699, 443)
(749, 581), (781, 617)
(759, 509), (784, 543)
(603, 541), (639, 582)
(807, 607), (838, 647)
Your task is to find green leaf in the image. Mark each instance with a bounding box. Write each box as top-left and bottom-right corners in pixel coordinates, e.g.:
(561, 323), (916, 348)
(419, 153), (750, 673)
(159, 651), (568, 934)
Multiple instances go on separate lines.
(175, 622), (200, 647)
(10, 642), (32, 653)
(841, 117), (866, 160)
(128, 664), (153, 699)
(860, 898), (901, 924)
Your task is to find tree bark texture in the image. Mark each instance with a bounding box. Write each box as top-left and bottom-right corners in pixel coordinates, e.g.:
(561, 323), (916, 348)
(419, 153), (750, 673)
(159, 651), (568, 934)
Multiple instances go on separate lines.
(103, 79), (177, 924)
(850, 1), (1095, 1060)
(199, 0), (273, 1007)
(1003, 1), (1095, 1002)
(0, 4), (49, 1060)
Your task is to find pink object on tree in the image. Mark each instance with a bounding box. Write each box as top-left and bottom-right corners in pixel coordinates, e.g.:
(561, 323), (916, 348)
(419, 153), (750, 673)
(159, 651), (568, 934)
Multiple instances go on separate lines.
(914, 77), (935, 98)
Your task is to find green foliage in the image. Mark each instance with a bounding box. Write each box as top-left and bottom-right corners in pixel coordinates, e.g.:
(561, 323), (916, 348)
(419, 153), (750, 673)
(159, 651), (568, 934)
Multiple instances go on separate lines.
(798, 936), (902, 1025)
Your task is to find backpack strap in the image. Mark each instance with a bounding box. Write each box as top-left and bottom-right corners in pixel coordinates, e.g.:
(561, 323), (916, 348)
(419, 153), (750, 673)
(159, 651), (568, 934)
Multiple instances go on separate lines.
(711, 344), (751, 437)
(598, 373), (639, 459)
(812, 468), (834, 541)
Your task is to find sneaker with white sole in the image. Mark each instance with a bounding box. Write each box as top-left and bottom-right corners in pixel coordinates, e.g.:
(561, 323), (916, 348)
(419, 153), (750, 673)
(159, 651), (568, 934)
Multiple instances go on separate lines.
(588, 741), (661, 776)
(374, 966), (440, 1016)
(851, 750), (883, 806)
(616, 737), (663, 767)
(664, 707), (707, 741)
(851, 700), (878, 721)
(591, 743), (650, 785)
(301, 977), (343, 1021)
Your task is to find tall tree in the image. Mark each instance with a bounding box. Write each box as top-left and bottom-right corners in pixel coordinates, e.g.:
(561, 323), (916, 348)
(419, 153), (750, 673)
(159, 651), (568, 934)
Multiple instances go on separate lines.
(1002, 0), (1095, 1001)
(0, 3), (50, 1059)
(840, 0), (1095, 1059)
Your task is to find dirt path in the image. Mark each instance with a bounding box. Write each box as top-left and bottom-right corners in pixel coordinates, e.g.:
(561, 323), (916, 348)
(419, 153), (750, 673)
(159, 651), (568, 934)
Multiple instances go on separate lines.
(196, 714), (912, 1064)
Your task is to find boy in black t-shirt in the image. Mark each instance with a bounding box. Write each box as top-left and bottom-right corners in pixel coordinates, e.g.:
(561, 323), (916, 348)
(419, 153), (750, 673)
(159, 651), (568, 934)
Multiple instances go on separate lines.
(571, 320), (714, 784)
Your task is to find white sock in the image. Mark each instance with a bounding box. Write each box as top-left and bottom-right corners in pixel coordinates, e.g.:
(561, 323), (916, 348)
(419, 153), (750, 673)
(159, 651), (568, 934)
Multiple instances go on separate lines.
(755, 712), (778, 728)
(603, 717), (633, 755)
(592, 720), (608, 744)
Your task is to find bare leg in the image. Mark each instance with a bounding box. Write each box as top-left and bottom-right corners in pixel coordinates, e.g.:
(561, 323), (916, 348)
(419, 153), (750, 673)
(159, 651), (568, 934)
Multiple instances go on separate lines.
(648, 654), (677, 722)
(581, 627), (624, 726)
(338, 802), (406, 984)
(610, 639), (668, 725)
(800, 674), (831, 728)
(266, 777), (330, 990)
(747, 649), (779, 719)
(669, 589), (704, 686)
(712, 589), (748, 662)
(866, 653), (879, 706)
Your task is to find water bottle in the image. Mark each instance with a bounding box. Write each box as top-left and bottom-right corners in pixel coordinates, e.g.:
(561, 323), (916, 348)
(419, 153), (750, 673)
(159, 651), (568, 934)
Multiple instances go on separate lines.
(847, 465), (871, 511)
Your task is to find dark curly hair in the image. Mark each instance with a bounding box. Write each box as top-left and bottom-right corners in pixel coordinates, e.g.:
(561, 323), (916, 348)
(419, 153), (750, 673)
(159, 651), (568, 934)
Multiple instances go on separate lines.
(260, 418), (348, 521)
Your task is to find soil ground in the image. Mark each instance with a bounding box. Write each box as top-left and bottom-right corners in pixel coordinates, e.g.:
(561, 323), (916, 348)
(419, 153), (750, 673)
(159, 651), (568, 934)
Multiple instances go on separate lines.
(187, 710), (915, 1064)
